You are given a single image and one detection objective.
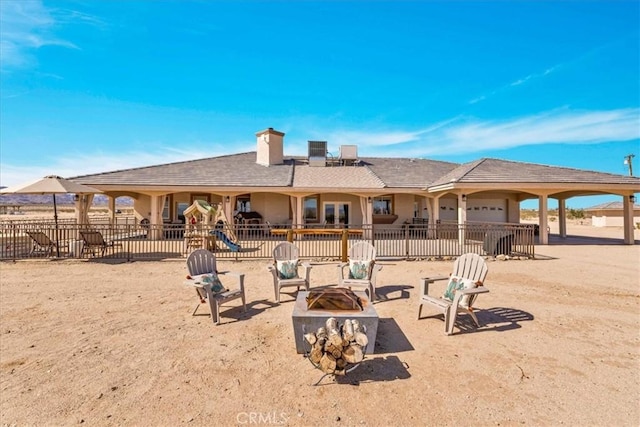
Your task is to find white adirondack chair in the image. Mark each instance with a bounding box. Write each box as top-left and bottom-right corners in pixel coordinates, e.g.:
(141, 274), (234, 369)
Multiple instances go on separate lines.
(267, 242), (312, 303)
(417, 253), (489, 335)
(184, 249), (246, 325)
(337, 241), (382, 302)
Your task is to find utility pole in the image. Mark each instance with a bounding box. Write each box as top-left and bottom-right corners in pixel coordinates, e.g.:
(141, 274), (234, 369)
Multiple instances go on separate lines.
(624, 154), (635, 176)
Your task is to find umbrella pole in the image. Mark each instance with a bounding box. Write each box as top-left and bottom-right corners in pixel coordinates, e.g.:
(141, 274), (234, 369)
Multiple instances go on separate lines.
(53, 194), (60, 257)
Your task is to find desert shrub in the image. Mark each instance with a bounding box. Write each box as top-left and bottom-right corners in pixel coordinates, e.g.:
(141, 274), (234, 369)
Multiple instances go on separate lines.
(567, 208), (585, 220)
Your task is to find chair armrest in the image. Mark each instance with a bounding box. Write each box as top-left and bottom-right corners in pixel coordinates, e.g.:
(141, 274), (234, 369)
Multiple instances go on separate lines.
(370, 263), (382, 285)
(301, 262), (312, 282)
(266, 263), (279, 283)
(421, 275), (449, 284)
(220, 270), (245, 293)
(419, 275), (448, 296)
(184, 279), (204, 288)
(459, 286), (489, 295)
(337, 262), (348, 284)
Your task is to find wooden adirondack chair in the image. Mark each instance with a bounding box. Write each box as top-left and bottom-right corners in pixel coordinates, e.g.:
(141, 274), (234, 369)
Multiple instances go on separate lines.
(337, 241), (382, 302)
(267, 242), (312, 303)
(417, 253), (490, 335)
(184, 249), (246, 325)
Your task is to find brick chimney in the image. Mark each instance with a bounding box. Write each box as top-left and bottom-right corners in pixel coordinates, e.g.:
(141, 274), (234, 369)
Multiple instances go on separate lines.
(256, 128), (285, 166)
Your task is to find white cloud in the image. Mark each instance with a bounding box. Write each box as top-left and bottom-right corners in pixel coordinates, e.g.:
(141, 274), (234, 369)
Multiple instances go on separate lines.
(311, 108), (640, 158)
(2, 108), (638, 187)
(430, 108), (640, 154)
(0, 0), (79, 70)
(470, 64), (560, 104)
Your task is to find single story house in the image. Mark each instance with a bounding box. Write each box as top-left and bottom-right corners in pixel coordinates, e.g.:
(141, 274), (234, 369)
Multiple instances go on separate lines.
(71, 128), (640, 245)
(586, 202), (640, 228)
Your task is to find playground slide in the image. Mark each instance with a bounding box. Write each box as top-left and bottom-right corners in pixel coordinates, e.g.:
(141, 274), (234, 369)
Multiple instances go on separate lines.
(211, 230), (241, 252)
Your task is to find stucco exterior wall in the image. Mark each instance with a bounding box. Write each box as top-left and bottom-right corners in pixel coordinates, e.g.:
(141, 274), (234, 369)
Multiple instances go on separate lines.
(134, 196), (151, 221)
(251, 193), (290, 224)
(592, 215), (640, 227)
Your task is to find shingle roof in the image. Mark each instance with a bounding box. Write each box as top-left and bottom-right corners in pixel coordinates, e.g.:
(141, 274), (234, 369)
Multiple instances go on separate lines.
(293, 164), (385, 189)
(71, 153), (640, 192)
(429, 158), (640, 187)
(361, 157), (459, 188)
(585, 201), (640, 210)
(72, 152), (294, 187)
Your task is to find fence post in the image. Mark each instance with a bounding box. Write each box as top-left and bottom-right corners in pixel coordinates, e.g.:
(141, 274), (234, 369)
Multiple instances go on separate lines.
(127, 223), (132, 262)
(404, 223), (410, 258)
(341, 229), (348, 262)
(286, 229), (294, 243)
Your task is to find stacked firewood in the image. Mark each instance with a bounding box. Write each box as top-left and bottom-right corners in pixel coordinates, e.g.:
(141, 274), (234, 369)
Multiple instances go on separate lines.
(304, 317), (367, 375)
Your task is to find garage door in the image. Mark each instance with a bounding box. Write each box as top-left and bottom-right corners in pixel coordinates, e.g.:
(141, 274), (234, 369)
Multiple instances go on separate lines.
(467, 199), (507, 222)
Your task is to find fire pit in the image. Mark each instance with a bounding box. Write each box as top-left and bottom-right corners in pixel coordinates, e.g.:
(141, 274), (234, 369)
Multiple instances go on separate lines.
(306, 288), (363, 311)
(292, 289), (378, 355)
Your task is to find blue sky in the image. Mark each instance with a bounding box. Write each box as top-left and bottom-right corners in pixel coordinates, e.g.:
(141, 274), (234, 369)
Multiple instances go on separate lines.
(1, 0), (638, 208)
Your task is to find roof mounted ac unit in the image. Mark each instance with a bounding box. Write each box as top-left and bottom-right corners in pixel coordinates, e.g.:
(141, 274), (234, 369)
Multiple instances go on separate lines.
(339, 145), (358, 165)
(308, 141), (327, 167)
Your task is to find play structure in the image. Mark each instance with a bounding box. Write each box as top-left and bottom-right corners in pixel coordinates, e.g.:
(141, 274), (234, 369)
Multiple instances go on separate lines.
(182, 200), (240, 253)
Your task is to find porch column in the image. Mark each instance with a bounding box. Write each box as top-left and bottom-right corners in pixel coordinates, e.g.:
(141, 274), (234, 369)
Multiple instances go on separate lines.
(74, 194), (94, 227)
(558, 199), (567, 238)
(421, 196), (429, 220)
(296, 196), (304, 227)
(108, 196), (116, 225)
(289, 196), (301, 228)
(458, 194), (467, 246)
(149, 195), (165, 239)
(361, 196), (373, 240)
(538, 195), (549, 245)
(74, 197), (83, 241)
(224, 196), (235, 224)
(430, 197), (440, 239)
(623, 195), (635, 245)
(74, 198), (83, 226)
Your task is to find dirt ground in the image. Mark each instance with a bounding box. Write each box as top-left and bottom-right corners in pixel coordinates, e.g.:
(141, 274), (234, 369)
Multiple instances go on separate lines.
(1, 223), (639, 426)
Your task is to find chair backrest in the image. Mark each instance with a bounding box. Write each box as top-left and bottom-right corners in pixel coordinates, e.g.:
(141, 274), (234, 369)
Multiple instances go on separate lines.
(451, 253), (488, 284)
(26, 231), (53, 246)
(348, 241), (376, 261)
(186, 249), (218, 276)
(80, 230), (106, 245)
(272, 242), (299, 261)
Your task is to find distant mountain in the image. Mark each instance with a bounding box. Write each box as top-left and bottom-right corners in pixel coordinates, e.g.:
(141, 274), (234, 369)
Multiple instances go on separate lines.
(0, 192), (133, 206)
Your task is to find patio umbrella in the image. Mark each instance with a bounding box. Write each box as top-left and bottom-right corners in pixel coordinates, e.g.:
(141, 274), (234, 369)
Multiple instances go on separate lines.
(0, 175), (102, 257)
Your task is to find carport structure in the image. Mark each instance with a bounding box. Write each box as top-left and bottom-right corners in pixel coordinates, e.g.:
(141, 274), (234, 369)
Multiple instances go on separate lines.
(426, 158), (639, 245)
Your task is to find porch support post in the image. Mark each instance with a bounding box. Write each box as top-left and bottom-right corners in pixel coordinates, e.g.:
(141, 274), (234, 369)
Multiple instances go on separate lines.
(623, 195), (635, 245)
(296, 196), (303, 228)
(539, 195), (549, 245)
(149, 195), (164, 239)
(362, 196), (373, 240)
(74, 197), (83, 240)
(421, 196), (430, 220)
(457, 193), (467, 246)
(108, 196), (116, 225)
(430, 197), (440, 239)
(558, 199), (567, 238)
(224, 196), (234, 225)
